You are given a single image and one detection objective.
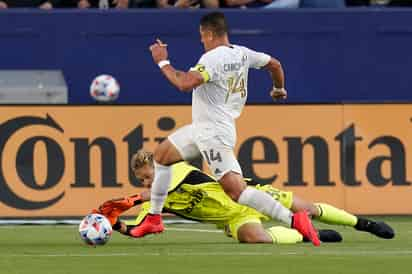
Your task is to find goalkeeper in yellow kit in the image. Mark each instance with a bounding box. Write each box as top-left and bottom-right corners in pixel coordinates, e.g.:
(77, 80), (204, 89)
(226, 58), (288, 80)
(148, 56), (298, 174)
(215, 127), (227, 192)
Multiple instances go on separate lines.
(93, 150), (394, 244)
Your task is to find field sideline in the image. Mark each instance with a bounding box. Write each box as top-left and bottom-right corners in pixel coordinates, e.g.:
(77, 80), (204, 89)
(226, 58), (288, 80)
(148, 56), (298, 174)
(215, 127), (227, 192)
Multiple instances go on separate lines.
(0, 216), (411, 274)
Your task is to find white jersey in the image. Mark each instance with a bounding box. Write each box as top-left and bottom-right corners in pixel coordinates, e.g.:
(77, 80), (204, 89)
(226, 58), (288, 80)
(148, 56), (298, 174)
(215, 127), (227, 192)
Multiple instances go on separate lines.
(190, 45), (270, 146)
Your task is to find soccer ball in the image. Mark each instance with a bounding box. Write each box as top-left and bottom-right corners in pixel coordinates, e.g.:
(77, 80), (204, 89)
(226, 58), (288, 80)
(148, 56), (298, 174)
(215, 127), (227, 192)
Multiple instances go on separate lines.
(90, 74), (120, 102)
(78, 213), (113, 246)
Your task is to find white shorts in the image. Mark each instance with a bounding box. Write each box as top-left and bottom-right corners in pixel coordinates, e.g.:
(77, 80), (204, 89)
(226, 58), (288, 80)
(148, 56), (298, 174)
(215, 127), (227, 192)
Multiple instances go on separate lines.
(168, 124), (242, 179)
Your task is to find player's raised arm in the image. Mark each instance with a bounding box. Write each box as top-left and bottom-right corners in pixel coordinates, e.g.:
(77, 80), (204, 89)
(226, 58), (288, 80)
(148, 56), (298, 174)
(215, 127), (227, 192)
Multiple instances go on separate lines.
(149, 39), (204, 92)
(263, 57), (287, 101)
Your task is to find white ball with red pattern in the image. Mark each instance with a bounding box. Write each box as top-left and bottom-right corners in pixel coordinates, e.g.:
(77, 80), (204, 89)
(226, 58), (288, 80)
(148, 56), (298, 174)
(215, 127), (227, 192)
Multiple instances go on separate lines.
(90, 74), (120, 102)
(78, 213), (113, 246)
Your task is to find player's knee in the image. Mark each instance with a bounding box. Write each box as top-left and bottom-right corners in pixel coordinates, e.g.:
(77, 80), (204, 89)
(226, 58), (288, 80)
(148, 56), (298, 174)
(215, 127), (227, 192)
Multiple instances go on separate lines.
(153, 145), (167, 165)
(220, 173), (246, 201)
(292, 196), (320, 217)
(153, 139), (180, 165)
(308, 204), (320, 217)
(226, 189), (242, 202)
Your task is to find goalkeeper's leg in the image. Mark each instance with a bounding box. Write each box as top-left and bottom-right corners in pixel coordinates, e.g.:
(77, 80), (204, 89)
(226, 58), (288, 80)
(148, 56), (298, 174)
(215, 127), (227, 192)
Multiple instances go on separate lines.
(236, 223), (342, 244)
(292, 196), (395, 239)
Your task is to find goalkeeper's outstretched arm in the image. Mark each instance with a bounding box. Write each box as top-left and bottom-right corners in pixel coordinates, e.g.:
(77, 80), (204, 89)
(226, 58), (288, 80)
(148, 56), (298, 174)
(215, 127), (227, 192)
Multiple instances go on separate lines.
(93, 191), (151, 235)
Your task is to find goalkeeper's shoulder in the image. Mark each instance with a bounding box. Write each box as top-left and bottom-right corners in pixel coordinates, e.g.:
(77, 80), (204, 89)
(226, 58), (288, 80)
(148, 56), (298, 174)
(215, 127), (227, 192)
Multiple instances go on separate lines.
(172, 161), (201, 172)
(170, 161), (202, 180)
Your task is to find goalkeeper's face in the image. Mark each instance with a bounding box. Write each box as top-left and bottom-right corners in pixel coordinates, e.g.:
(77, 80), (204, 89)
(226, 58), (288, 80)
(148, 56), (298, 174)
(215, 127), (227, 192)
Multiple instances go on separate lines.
(134, 164), (155, 188)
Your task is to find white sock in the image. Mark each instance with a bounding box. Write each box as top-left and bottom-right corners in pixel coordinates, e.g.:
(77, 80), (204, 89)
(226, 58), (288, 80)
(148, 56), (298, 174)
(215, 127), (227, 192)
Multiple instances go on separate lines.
(238, 187), (292, 226)
(149, 162), (172, 214)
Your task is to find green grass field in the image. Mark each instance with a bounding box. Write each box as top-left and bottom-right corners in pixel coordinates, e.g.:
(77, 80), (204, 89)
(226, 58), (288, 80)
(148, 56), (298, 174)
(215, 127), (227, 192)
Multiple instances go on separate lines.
(0, 217), (411, 274)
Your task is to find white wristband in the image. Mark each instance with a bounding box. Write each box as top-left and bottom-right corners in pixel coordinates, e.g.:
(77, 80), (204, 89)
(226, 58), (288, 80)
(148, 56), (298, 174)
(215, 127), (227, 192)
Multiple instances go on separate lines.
(158, 60), (170, 69)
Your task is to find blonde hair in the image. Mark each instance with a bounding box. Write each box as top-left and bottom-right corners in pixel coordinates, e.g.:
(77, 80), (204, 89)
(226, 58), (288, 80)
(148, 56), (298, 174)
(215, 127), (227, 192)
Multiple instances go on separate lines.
(131, 149), (154, 172)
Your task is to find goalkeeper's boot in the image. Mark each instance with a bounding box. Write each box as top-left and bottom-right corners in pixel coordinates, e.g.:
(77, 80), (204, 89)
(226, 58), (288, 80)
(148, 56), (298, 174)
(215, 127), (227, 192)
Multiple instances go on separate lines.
(292, 211), (321, 246)
(354, 217), (395, 239)
(129, 214), (164, 238)
(92, 194), (142, 226)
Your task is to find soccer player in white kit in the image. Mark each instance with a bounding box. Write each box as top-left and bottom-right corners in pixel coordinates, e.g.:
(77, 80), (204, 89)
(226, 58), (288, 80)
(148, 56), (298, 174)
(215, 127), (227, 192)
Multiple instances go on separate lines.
(134, 12), (320, 246)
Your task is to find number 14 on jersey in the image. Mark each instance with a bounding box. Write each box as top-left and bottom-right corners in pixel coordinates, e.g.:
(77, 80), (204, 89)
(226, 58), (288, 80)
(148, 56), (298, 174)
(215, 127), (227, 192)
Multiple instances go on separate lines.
(225, 74), (246, 103)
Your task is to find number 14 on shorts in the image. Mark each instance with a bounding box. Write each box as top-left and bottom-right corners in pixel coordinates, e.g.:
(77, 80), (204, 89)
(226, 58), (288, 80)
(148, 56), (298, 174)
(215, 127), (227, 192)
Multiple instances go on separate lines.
(202, 149), (223, 165)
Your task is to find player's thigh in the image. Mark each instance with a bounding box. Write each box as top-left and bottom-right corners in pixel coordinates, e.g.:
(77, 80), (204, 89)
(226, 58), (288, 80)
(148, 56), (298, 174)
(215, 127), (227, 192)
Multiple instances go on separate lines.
(200, 145), (245, 198)
(167, 124), (201, 162)
(197, 140), (242, 179)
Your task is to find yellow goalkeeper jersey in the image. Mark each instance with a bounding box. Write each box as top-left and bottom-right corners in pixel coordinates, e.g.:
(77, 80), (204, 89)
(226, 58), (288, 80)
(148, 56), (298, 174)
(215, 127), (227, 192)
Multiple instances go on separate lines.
(134, 162), (293, 226)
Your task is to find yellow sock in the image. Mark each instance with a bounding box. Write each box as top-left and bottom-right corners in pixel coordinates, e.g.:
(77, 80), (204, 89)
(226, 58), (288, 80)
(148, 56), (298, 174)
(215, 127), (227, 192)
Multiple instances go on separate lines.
(266, 226), (303, 244)
(315, 203), (357, 227)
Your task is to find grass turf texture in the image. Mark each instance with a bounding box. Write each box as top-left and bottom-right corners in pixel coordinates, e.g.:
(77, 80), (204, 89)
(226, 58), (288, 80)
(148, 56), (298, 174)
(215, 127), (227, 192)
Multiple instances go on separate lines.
(0, 217), (410, 274)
